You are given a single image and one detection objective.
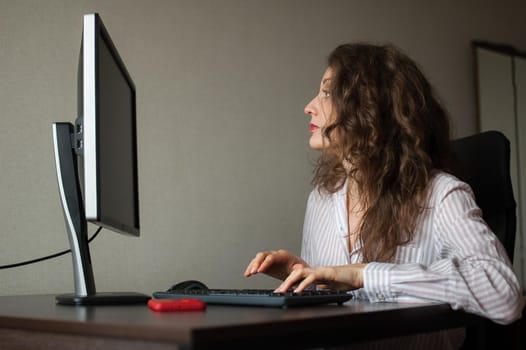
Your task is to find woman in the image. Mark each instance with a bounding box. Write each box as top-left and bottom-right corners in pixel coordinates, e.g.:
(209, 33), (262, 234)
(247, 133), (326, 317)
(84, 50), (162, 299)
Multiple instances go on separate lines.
(244, 43), (523, 329)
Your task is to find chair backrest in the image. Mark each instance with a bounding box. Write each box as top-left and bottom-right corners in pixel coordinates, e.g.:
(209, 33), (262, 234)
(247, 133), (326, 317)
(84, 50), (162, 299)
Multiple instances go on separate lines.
(450, 130), (517, 261)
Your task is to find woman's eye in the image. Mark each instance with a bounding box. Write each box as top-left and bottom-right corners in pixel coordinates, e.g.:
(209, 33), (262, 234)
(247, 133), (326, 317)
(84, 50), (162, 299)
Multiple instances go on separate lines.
(321, 90), (331, 97)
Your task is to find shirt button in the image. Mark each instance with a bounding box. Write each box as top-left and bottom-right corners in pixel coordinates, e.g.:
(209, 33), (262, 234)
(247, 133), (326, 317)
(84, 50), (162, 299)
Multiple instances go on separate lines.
(376, 293), (385, 301)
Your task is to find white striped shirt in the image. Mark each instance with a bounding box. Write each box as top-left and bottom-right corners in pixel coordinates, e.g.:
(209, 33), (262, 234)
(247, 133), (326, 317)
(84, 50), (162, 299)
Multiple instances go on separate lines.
(301, 172), (524, 325)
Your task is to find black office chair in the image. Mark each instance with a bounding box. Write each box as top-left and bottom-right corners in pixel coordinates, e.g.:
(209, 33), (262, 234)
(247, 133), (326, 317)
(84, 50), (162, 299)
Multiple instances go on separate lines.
(450, 130), (517, 261)
(450, 130), (522, 349)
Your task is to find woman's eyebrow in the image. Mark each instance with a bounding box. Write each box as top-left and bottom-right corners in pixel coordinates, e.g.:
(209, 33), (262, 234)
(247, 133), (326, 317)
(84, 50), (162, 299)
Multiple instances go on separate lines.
(322, 77), (332, 85)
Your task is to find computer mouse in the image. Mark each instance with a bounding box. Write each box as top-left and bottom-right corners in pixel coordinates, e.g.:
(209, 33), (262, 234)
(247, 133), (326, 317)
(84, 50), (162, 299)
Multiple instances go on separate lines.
(168, 280), (209, 292)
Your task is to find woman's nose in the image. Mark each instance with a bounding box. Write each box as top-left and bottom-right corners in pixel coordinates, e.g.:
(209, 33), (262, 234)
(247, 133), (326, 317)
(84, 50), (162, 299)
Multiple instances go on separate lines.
(304, 96), (317, 116)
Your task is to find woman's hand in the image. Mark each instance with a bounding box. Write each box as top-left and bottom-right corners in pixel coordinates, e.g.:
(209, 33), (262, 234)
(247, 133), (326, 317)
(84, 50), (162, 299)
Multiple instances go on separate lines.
(274, 264), (367, 293)
(244, 249), (309, 281)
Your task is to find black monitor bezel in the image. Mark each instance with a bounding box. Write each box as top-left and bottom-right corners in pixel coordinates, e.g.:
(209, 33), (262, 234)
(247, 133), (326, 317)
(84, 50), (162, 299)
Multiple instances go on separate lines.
(82, 13), (140, 236)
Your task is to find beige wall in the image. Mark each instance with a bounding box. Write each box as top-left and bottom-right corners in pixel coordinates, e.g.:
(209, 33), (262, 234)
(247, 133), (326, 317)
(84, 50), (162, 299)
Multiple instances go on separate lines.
(1, 0), (525, 296)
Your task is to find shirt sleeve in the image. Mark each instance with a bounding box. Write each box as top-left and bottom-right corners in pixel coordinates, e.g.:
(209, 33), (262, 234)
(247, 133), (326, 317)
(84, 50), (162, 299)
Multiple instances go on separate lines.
(359, 180), (524, 325)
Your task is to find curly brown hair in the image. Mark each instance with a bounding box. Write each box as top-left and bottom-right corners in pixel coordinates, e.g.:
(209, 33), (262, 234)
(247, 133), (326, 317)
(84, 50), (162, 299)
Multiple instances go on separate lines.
(313, 43), (452, 262)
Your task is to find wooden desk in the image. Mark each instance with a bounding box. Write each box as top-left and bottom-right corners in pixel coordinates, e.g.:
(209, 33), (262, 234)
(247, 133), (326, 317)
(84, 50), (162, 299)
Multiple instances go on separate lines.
(0, 294), (482, 349)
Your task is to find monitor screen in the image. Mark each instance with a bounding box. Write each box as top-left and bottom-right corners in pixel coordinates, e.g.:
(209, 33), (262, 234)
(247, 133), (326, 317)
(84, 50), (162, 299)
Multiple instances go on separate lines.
(81, 13), (140, 236)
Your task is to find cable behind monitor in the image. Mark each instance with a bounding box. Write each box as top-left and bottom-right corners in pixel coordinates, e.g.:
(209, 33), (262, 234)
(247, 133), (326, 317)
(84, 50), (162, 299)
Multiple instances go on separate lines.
(0, 227), (101, 270)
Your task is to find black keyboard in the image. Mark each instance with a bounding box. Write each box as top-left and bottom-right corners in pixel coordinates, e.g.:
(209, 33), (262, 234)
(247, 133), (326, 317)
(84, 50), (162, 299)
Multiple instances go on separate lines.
(152, 288), (352, 308)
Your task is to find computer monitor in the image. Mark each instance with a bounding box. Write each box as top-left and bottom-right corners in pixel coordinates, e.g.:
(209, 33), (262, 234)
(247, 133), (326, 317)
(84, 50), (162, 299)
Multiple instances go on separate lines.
(52, 13), (149, 305)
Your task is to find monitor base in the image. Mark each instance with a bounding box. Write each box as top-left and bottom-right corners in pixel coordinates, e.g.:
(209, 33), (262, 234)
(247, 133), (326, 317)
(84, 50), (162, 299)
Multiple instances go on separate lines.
(56, 292), (150, 305)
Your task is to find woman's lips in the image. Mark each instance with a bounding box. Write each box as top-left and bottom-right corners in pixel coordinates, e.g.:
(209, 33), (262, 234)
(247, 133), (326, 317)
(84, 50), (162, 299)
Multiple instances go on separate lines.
(309, 123), (319, 133)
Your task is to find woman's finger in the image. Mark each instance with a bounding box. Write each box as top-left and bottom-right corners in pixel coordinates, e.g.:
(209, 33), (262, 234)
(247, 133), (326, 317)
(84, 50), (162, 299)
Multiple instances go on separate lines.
(274, 267), (307, 293)
(244, 252), (269, 276)
(257, 253), (276, 273)
(293, 273), (317, 293)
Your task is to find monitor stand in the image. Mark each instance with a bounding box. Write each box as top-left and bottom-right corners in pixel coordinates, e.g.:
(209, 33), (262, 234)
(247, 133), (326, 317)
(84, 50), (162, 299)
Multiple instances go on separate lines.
(52, 122), (150, 305)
